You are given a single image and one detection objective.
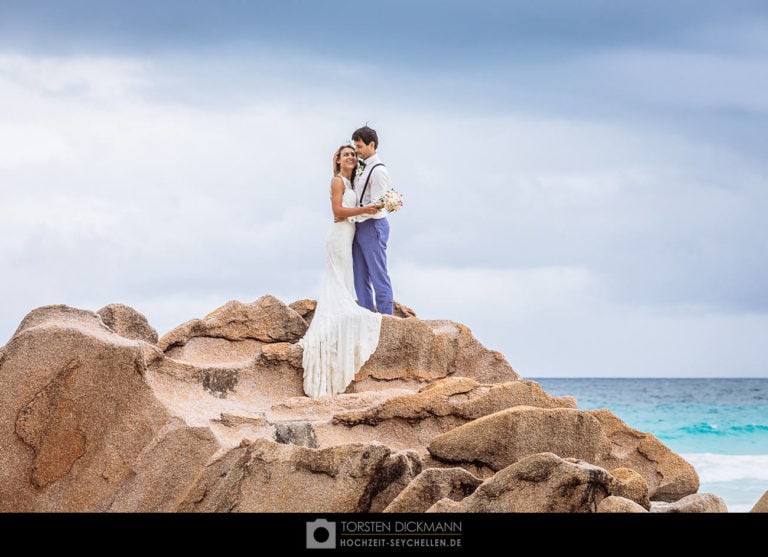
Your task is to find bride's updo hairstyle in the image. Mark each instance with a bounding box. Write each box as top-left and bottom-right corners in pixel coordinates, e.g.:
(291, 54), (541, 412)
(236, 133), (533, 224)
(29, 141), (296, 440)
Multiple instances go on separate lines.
(332, 143), (358, 177)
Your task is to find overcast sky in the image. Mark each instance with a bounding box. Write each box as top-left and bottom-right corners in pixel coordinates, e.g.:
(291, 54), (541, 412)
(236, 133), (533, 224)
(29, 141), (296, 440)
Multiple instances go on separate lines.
(1, 1), (766, 377)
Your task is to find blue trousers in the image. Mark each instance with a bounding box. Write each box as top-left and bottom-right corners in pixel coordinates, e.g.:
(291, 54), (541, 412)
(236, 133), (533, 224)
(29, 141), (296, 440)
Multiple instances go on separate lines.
(352, 218), (393, 314)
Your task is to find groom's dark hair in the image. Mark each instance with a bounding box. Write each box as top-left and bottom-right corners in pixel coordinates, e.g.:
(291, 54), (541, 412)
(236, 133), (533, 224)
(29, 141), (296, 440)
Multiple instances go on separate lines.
(352, 125), (378, 149)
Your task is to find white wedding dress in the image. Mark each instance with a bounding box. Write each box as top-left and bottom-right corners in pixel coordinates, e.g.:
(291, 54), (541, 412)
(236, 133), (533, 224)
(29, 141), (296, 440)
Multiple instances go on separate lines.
(299, 176), (383, 398)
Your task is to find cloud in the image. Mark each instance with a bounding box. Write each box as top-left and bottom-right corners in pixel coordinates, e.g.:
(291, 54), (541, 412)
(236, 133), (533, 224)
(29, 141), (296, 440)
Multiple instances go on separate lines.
(0, 44), (766, 377)
(391, 261), (598, 319)
(390, 260), (768, 378)
(560, 48), (768, 113)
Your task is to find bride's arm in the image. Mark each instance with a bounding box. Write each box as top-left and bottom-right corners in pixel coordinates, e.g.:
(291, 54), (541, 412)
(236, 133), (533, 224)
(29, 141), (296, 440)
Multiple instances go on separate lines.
(330, 177), (380, 219)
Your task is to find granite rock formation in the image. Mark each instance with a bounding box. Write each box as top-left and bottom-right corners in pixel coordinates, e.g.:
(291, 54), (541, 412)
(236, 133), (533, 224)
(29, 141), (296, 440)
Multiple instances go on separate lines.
(0, 295), (729, 513)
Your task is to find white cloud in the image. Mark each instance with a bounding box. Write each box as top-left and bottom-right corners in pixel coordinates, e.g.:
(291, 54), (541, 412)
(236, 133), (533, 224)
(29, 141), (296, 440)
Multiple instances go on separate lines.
(0, 123), (74, 168)
(0, 54), (149, 100)
(391, 261), (598, 321)
(0, 50), (766, 378)
(589, 49), (768, 111)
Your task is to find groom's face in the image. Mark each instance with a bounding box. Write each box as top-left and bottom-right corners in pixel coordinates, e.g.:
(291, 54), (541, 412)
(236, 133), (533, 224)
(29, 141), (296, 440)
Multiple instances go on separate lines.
(354, 139), (375, 160)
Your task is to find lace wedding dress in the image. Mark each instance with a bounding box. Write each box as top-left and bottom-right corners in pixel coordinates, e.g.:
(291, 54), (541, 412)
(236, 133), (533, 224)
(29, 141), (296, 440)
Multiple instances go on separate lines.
(299, 176), (383, 398)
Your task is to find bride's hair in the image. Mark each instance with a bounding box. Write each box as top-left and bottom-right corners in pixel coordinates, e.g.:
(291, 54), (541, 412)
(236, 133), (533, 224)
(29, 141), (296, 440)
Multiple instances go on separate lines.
(333, 144), (358, 177)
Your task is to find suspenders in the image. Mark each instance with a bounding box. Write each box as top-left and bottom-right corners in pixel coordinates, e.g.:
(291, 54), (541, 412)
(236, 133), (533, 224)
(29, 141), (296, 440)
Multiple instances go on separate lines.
(358, 163), (384, 207)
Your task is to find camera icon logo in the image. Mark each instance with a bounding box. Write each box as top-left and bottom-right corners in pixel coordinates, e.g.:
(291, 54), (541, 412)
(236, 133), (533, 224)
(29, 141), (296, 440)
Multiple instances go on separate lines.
(306, 518), (336, 549)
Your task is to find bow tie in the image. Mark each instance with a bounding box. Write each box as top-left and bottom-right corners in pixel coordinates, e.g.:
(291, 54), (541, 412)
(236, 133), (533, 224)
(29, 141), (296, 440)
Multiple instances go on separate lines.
(358, 160), (366, 170)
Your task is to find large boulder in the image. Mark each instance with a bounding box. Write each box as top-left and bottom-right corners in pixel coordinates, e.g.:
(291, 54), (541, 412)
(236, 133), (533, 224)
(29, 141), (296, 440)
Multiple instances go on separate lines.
(650, 493), (728, 513)
(356, 318), (519, 387)
(427, 406), (699, 501)
(427, 453), (617, 513)
(383, 467), (483, 513)
(158, 295), (308, 354)
(0, 305), (219, 512)
(97, 303), (159, 344)
(751, 491), (768, 513)
(176, 438), (421, 512)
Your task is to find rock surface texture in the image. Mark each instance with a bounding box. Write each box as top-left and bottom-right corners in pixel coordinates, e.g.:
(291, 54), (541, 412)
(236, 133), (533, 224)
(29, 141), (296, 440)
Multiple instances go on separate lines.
(0, 296), (732, 513)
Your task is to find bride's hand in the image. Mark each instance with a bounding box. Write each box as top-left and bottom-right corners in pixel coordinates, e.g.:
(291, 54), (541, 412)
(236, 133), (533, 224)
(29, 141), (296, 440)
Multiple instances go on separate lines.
(363, 204), (381, 215)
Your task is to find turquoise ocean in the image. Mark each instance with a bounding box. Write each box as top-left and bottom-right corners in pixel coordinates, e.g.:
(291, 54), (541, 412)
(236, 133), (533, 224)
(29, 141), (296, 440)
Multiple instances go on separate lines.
(531, 377), (768, 512)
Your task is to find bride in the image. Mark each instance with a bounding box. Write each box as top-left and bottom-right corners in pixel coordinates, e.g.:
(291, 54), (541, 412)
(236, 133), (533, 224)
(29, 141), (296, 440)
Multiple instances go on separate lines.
(299, 144), (383, 399)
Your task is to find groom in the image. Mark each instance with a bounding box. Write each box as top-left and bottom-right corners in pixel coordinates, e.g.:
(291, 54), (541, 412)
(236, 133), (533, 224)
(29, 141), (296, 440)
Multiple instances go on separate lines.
(351, 125), (394, 315)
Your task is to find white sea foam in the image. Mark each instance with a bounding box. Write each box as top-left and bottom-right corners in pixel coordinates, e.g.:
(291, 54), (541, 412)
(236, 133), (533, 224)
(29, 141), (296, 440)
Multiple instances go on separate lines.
(682, 453), (768, 512)
(682, 453), (768, 482)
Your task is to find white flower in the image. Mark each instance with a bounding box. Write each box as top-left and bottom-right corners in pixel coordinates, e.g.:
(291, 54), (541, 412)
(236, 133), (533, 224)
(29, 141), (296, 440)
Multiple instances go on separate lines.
(376, 189), (404, 213)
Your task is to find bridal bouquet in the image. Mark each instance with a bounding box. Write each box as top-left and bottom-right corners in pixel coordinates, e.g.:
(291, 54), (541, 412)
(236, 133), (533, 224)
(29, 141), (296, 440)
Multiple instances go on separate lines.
(376, 189), (404, 213)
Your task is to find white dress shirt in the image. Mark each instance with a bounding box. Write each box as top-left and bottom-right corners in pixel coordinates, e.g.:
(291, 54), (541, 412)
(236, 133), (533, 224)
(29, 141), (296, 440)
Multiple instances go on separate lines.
(353, 153), (392, 222)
